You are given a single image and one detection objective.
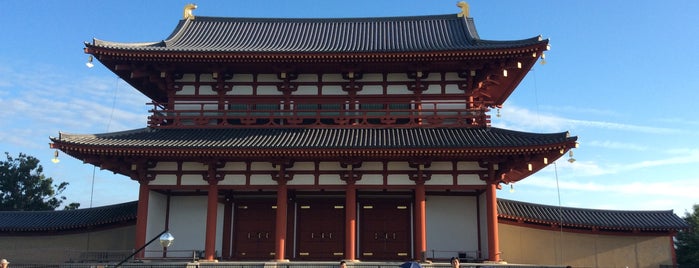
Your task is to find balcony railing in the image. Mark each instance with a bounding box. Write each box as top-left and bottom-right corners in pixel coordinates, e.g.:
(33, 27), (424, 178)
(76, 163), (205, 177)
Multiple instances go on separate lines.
(147, 101), (491, 129)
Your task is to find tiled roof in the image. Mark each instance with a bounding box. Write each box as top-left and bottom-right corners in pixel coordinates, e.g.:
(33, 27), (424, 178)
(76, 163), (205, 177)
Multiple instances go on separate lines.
(498, 198), (689, 231)
(0, 201), (137, 233)
(89, 15), (545, 53)
(51, 127), (574, 151)
(1, 200), (686, 233)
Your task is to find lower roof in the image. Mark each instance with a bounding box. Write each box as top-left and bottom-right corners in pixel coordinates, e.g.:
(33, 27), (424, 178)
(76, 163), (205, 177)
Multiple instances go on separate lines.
(0, 199), (685, 234)
(50, 127), (576, 158)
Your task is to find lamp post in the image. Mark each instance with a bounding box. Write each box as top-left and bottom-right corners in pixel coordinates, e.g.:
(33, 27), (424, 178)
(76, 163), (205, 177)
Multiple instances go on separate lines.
(114, 230), (174, 267)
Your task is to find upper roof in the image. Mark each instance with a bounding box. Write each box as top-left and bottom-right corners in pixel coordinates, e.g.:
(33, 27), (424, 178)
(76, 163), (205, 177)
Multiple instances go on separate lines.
(0, 202), (136, 233)
(498, 199), (689, 232)
(0, 199), (685, 234)
(50, 127), (575, 159)
(88, 14), (545, 54)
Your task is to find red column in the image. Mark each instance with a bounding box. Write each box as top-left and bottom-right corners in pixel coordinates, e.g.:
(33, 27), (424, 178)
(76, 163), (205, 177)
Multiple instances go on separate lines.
(204, 180), (219, 261)
(222, 198), (233, 260)
(134, 181), (150, 258)
(345, 184), (357, 261)
(414, 182), (426, 261)
(275, 184), (288, 261)
(486, 182), (500, 262)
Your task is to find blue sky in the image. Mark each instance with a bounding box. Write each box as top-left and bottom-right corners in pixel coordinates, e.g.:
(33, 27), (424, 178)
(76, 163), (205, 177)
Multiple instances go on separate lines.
(1, 1), (698, 214)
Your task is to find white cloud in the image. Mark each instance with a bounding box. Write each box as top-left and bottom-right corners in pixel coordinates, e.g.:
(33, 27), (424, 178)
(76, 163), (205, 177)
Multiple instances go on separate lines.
(585, 140), (648, 151)
(495, 105), (681, 134)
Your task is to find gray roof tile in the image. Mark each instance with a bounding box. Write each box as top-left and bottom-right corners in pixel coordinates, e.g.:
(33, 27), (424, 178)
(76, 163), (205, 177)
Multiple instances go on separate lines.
(0, 202), (137, 233)
(90, 15), (544, 53)
(52, 127), (573, 150)
(498, 198), (688, 231)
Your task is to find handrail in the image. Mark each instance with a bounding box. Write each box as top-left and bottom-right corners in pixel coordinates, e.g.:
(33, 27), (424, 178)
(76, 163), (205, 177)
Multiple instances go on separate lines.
(147, 100), (491, 128)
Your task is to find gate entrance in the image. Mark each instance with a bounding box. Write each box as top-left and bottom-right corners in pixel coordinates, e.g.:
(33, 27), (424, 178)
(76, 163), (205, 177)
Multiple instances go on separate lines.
(232, 200), (276, 260)
(295, 199), (345, 260)
(359, 199), (412, 261)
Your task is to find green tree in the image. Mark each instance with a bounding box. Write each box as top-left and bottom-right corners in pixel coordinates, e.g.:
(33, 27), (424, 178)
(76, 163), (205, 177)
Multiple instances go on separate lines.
(0, 152), (79, 211)
(676, 204), (699, 266)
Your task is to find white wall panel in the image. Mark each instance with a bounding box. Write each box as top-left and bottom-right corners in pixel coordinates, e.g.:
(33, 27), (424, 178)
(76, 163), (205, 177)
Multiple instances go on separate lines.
(425, 174), (453, 185)
(151, 174), (177, 185)
(221, 162), (246, 171)
(183, 162), (207, 171)
(425, 195), (479, 260)
(145, 191), (167, 257)
(221, 175), (246, 185)
(151, 162), (178, 171)
(166, 196), (207, 253)
(356, 174), (383, 185)
(288, 174), (315, 185)
(457, 174), (485, 185)
(318, 174), (343, 185)
(250, 174), (276, 185)
(181, 174), (205, 185)
(387, 174), (412, 185)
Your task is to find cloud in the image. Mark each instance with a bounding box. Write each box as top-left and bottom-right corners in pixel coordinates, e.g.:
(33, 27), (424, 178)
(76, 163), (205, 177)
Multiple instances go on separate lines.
(495, 105), (681, 134)
(516, 174), (699, 213)
(585, 140), (648, 151)
(1, 64), (149, 151)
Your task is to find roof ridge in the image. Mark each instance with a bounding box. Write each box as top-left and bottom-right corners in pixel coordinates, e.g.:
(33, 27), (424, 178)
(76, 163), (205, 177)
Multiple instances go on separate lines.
(499, 198), (675, 214)
(189, 13), (460, 22)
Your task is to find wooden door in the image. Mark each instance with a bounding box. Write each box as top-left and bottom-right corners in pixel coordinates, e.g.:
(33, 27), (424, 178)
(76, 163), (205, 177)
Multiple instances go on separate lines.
(232, 200), (276, 260)
(359, 199), (411, 261)
(295, 199), (345, 260)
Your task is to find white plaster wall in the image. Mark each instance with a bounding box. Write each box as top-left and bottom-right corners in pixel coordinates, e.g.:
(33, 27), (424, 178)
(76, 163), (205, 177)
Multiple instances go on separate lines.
(165, 196), (224, 257)
(145, 191), (168, 257)
(425, 195), (479, 260)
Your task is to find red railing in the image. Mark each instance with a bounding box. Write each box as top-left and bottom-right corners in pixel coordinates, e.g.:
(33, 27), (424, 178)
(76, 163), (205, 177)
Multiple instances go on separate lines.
(147, 101), (491, 128)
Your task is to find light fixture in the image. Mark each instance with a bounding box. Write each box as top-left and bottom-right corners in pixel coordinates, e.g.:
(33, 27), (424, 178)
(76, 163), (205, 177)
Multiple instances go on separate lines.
(509, 183), (515, 193)
(159, 232), (175, 248)
(517, 62), (522, 69)
(51, 150), (60, 164)
(502, 69), (508, 77)
(568, 150), (576, 163)
(540, 53), (547, 65)
(496, 108), (501, 118)
(85, 56), (94, 68)
(543, 157), (548, 164)
(527, 163), (533, 171)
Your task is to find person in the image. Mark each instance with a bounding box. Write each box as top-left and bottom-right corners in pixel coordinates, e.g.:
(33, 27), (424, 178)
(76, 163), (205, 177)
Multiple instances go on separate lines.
(339, 260), (347, 268)
(450, 257), (459, 268)
(1, 259), (9, 268)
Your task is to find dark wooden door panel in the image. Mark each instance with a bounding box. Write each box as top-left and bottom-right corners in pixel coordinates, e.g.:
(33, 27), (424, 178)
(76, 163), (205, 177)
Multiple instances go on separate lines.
(296, 200), (345, 260)
(233, 201), (276, 260)
(359, 200), (411, 261)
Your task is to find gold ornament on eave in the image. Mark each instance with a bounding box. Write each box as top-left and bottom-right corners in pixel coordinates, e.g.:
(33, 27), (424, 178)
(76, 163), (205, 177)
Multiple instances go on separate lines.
(184, 3), (197, 20)
(457, 1), (470, 17)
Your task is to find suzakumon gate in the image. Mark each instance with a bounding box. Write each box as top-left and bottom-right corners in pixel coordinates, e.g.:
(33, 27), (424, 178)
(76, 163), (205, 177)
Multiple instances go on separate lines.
(51, 2), (577, 263)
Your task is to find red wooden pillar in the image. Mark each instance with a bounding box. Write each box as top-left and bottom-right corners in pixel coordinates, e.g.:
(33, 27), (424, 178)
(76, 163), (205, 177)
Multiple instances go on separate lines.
(134, 181), (150, 259)
(275, 183), (288, 261)
(204, 179), (219, 261)
(486, 182), (500, 262)
(414, 182), (426, 261)
(345, 183), (357, 261)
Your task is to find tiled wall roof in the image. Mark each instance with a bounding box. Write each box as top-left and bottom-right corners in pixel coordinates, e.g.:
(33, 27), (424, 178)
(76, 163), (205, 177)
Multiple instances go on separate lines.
(498, 198), (688, 231)
(0, 201), (137, 233)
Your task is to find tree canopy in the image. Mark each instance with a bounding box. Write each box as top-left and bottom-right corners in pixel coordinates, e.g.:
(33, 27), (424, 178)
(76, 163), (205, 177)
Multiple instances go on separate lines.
(0, 152), (79, 211)
(676, 204), (699, 266)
